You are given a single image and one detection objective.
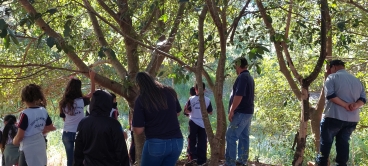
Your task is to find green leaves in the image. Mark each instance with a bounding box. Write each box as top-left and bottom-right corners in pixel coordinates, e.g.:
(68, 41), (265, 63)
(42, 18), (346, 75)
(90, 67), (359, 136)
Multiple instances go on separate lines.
(98, 47), (117, 59)
(45, 8), (58, 15)
(63, 20), (72, 38)
(3, 35), (10, 49)
(337, 21), (346, 32)
(0, 19), (7, 30)
(158, 14), (168, 23)
(7, 28), (19, 45)
(46, 37), (56, 48)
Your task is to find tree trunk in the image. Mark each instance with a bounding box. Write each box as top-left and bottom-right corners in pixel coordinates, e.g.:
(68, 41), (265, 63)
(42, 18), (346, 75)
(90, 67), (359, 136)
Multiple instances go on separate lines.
(292, 87), (310, 166)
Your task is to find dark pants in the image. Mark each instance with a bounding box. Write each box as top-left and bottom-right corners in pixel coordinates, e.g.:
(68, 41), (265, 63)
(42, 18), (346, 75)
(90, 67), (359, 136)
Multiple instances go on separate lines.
(18, 151), (27, 166)
(129, 131), (136, 164)
(316, 117), (357, 166)
(187, 120), (207, 165)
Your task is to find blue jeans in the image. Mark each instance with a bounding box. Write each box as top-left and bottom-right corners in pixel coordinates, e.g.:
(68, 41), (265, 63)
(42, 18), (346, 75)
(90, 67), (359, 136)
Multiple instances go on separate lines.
(225, 113), (253, 166)
(316, 117), (357, 166)
(141, 138), (183, 166)
(62, 131), (76, 166)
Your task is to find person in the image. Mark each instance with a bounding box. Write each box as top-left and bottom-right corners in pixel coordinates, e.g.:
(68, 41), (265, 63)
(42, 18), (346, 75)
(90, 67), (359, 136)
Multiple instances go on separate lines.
(313, 60), (366, 166)
(184, 87), (196, 117)
(184, 83), (213, 166)
(1, 115), (19, 166)
(132, 72), (183, 166)
(110, 93), (120, 119)
(74, 90), (129, 166)
(225, 57), (254, 166)
(13, 84), (56, 166)
(59, 70), (95, 166)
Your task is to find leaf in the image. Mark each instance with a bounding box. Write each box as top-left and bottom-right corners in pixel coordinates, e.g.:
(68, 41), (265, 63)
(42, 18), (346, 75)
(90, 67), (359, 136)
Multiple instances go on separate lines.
(158, 14), (168, 23)
(206, 35), (213, 41)
(157, 71), (164, 77)
(283, 100), (288, 107)
(98, 48), (105, 58)
(249, 51), (256, 60)
(0, 28), (7, 38)
(29, 0), (35, 3)
(34, 13), (42, 20)
(66, 15), (74, 19)
(337, 21), (345, 32)
(19, 18), (28, 26)
(3, 35), (10, 49)
(7, 28), (19, 45)
(46, 8), (58, 15)
(36, 33), (45, 48)
(255, 53), (263, 60)
(178, 0), (189, 2)
(63, 20), (72, 37)
(256, 64), (262, 75)
(0, 19), (6, 30)
(258, 45), (270, 52)
(55, 42), (62, 52)
(109, 49), (116, 58)
(297, 21), (307, 28)
(266, 14), (272, 23)
(46, 37), (55, 48)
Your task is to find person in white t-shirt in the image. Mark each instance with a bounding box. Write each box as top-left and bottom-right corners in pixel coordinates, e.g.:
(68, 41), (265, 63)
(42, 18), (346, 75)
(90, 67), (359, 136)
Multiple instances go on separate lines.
(59, 70), (95, 166)
(13, 84), (56, 166)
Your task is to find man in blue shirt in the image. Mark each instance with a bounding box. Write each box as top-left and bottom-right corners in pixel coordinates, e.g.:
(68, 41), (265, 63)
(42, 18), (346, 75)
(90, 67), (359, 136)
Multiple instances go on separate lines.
(315, 60), (366, 166)
(225, 57), (254, 166)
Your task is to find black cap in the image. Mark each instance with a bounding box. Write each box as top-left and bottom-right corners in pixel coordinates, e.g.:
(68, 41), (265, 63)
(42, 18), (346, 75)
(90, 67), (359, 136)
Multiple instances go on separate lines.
(329, 60), (345, 68)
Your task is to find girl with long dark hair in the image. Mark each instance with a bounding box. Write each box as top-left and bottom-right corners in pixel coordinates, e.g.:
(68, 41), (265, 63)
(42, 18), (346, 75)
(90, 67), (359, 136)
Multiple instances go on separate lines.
(132, 72), (183, 166)
(59, 70), (95, 166)
(1, 114), (19, 166)
(13, 84), (56, 166)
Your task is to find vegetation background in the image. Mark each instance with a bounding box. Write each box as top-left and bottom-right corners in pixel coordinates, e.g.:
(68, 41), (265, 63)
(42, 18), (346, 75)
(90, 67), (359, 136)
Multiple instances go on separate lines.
(0, 0), (368, 165)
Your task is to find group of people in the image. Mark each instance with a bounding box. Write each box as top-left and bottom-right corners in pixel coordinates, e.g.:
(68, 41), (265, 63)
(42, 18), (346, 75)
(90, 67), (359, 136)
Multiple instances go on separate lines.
(0, 57), (364, 166)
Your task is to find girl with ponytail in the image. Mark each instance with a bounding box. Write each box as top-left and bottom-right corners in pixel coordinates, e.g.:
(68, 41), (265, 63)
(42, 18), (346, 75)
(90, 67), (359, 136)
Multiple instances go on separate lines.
(1, 114), (19, 166)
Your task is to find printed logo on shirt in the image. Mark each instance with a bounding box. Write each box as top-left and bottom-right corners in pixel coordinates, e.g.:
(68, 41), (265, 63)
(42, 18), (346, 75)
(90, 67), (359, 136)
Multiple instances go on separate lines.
(30, 117), (46, 128)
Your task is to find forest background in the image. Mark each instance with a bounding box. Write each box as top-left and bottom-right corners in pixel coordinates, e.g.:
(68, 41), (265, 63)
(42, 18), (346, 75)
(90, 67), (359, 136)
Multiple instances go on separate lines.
(0, 0), (368, 165)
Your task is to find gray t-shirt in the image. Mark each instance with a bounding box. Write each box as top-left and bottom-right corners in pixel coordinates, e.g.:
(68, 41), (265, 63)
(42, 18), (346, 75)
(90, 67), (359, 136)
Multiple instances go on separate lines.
(61, 98), (88, 132)
(324, 69), (366, 122)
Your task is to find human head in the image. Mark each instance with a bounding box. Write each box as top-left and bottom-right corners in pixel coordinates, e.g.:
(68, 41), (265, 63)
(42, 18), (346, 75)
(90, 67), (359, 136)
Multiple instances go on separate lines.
(233, 57), (248, 75)
(329, 59), (345, 73)
(21, 84), (47, 107)
(3, 114), (16, 125)
(189, 87), (196, 96)
(135, 72), (167, 110)
(89, 90), (113, 116)
(194, 82), (206, 94)
(64, 78), (83, 99)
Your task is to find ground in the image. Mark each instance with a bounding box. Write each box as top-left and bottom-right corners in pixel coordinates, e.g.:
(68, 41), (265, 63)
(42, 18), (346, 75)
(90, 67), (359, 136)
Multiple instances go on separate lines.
(175, 159), (280, 166)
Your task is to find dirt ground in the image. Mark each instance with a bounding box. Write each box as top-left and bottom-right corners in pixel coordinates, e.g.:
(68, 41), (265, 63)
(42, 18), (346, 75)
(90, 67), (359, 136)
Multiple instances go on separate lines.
(176, 159), (280, 166)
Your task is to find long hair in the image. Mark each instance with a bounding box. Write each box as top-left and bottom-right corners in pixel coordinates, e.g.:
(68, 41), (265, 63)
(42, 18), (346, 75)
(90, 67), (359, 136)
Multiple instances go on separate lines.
(21, 84), (47, 107)
(135, 72), (168, 111)
(59, 79), (83, 116)
(1, 115), (17, 148)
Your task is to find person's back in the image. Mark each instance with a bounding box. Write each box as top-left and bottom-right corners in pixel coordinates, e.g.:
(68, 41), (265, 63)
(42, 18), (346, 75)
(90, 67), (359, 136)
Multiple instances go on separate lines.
(74, 90), (129, 166)
(324, 69), (365, 122)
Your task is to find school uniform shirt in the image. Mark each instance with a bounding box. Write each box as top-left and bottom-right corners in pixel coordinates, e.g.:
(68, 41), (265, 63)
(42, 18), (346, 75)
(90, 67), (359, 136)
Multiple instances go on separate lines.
(17, 107), (52, 166)
(60, 97), (90, 132)
(185, 95), (213, 128)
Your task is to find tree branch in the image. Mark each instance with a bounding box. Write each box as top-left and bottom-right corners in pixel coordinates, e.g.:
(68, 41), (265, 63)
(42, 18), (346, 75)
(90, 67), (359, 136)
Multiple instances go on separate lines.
(345, 0), (368, 13)
(228, 0), (251, 43)
(256, 0), (302, 100)
(83, 0), (128, 79)
(18, 0), (129, 100)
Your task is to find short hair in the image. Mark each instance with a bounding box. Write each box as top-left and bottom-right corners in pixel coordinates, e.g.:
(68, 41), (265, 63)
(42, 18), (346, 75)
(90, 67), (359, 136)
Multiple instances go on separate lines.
(189, 87), (196, 96)
(233, 57), (248, 68)
(195, 82), (205, 90)
(329, 59), (345, 68)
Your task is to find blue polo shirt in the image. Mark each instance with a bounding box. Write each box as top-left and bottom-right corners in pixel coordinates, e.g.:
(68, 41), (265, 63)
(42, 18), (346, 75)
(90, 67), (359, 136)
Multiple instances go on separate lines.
(324, 69), (366, 122)
(229, 70), (255, 114)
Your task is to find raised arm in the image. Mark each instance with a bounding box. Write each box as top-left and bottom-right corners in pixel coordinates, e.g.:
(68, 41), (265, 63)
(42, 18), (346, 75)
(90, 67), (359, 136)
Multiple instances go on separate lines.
(85, 70), (96, 98)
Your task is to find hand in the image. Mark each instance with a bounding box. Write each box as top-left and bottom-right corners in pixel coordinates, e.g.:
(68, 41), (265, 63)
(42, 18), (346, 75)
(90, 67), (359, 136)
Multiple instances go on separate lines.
(228, 111), (234, 122)
(343, 103), (352, 112)
(349, 103), (359, 111)
(89, 70), (95, 79)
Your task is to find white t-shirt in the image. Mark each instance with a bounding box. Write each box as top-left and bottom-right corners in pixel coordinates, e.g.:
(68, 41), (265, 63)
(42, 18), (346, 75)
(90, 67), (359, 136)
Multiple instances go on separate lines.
(61, 98), (87, 132)
(187, 95), (212, 128)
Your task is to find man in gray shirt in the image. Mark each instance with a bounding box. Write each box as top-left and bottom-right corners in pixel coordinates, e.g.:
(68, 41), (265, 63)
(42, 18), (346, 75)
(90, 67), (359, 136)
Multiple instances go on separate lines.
(316, 60), (366, 166)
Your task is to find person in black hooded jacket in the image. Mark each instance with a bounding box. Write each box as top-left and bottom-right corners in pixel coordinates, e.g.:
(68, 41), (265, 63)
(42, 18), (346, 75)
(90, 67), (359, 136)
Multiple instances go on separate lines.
(73, 90), (129, 166)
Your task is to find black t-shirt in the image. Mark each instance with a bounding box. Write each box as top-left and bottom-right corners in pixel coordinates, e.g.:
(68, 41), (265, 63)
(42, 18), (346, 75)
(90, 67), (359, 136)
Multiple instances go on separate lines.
(133, 88), (183, 139)
(229, 70), (255, 114)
